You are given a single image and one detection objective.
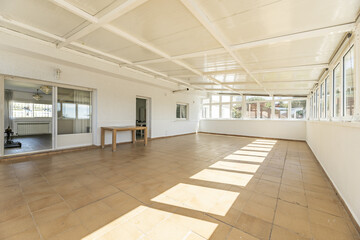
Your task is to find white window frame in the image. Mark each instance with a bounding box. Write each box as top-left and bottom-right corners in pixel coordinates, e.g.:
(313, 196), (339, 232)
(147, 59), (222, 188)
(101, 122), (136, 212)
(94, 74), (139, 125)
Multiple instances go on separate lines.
(176, 103), (189, 120)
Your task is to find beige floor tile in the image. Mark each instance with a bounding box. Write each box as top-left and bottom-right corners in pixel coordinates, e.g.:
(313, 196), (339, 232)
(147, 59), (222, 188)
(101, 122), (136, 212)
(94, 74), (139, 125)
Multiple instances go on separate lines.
(270, 225), (311, 240)
(308, 209), (352, 235)
(28, 193), (63, 212)
(274, 200), (311, 238)
(37, 212), (82, 239)
(0, 134), (358, 240)
(234, 213), (272, 240)
(227, 227), (259, 240)
(32, 201), (72, 225)
(2, 227), (41, 240)
(0, 214), (35, 239)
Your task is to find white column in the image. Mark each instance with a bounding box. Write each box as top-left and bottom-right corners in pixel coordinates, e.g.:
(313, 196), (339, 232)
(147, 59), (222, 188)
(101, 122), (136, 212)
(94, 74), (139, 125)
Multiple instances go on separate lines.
(0, 75), (4, 156)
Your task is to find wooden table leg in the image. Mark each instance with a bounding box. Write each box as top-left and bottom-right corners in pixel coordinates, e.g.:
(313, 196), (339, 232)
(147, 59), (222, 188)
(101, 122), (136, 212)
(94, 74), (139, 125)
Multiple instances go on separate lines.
(144, 128), (148, 146)
(101, 128), (105, 149)
(132, 129), (136, 144)
(112, 130), (117, 152)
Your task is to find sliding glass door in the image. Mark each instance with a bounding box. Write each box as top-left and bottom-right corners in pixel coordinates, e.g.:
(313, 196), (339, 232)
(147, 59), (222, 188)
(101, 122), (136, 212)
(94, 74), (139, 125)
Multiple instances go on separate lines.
(1, 77), (94, 156)
(3, 80), (53, 155)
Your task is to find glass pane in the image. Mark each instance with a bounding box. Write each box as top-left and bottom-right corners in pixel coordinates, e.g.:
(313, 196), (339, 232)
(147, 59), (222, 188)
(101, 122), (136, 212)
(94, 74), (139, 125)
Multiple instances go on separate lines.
(246, 96), (272, 101)
(34, 104), (52, 118)
(333, 64), (341, 117)
(5, 80), (53, 155)
(246, 103), (257, 118)
(232, 96), (242, 102)
(211, 105), (219, 118)
(231, 104), (242, 118)
(211, 95), (220, 103)
(325, 77), (330, 117)
(343, 47), (354, 116)
(221, 96), (230, 103)
(320, 83), (324, 118)
(202, 98), (210, 104)
(221, 105), (230, 118)
(12, 102), (34, 118)
(291, 100), (306, 119)
(202, 105), (210, 118)
(259, 102), (271, 119)
(58, 87), (92, 134)
(275, 101), (288, 119)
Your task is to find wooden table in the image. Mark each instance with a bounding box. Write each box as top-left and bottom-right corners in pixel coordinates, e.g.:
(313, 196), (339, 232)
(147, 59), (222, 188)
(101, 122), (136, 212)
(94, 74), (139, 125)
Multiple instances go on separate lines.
(101, 126), (147, 152)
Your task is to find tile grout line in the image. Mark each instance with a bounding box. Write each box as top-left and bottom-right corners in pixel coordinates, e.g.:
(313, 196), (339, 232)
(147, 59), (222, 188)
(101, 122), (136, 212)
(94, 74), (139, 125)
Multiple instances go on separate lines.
(268, 141), (289, 240)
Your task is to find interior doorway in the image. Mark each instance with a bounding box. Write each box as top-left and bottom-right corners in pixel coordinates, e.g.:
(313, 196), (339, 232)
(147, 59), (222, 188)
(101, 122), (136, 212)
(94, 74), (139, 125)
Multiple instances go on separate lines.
(136, 97), (150, 140)
(4, 80), (53, 155)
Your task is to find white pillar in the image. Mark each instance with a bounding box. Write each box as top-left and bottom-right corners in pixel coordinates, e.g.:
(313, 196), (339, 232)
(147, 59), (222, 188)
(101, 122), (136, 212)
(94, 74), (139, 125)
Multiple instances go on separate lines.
(0, 75), (4, 156)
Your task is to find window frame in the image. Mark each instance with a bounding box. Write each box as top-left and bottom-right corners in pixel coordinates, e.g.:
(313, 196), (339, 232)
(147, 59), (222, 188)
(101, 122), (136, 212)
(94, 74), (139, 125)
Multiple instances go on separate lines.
(176, 103), (189, 120)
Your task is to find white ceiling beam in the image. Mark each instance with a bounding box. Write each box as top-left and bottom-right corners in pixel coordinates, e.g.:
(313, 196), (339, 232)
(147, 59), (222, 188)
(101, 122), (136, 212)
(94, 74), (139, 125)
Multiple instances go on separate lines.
(191, 80), (318, 85)
(102, 25), (242, 94)
(131, 22), (355, 66)
(51, 0), (98, 23)
(231, 23), (355, 51)
(203, 64), (329, 76)
(54, 0), (149, 48)
(52, 0), (239, 94)
(180, 0), (270, 96)
(0, 15), (66, 42)
(0, 16), (200, 90)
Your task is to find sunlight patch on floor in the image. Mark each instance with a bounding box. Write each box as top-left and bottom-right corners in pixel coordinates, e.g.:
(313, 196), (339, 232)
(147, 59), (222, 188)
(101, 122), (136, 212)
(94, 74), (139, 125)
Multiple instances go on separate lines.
(241, 146), (273, 152)
(224, 154), (265, 163)
(82, 205), (218, 240)
(190, 169), (253, 187)
(152, 183), (239, 216)
(233, 150), (269, 157)
(209, 161), (260, 173)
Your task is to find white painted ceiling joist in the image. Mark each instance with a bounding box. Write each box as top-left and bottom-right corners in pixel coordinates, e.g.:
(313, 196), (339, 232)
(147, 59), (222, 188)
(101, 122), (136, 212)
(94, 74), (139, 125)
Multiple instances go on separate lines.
(180, 0), (271, 96)
(54, 0), (150, 48)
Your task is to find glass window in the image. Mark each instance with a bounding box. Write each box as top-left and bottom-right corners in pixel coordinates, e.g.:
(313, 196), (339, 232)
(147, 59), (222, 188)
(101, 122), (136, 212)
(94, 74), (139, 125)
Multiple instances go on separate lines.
(221, 95), (230, 103)
(176, 103), (188, 119)
(34, 104), (52, 118)
(57, 87), (92, 134)
(325, 77), (330, 118)
(202, 98), (210, 104)
(333, 64), (341, 118)
(246, 103), (257, 119)
(275, 101), (288, 119)
(211, 95), (220, 103)
(12, 102), (34, 118)
(259, 102), (271, 119)
(211, 105), (219, 118)
(221, 105), (230, 118)
(231, 104), (242, 118)
(291, 100), (306, 119)
(343, 47), (354, 117)
(232, 96), (242, 102)
(202, 105), (209, 119)
(246, 96), (272, 101)
(62, 103), (76, 119)
(320, 83), (325, 118)
(315, 88), (319, 119)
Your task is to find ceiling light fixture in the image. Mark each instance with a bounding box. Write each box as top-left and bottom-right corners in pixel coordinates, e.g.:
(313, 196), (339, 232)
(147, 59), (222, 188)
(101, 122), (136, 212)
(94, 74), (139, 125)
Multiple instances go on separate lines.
(33, 89), (42, 101)
(40, 85), (52, 94)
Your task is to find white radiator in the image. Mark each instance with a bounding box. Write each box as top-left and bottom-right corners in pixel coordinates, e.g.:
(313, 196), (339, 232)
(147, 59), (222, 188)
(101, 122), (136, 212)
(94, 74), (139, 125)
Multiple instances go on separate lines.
(17, 122), (51, 136)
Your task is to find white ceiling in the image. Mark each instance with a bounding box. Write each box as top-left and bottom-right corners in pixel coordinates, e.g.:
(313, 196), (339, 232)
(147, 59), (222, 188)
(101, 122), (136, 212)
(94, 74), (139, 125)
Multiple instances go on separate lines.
(0, 0), (359, 96)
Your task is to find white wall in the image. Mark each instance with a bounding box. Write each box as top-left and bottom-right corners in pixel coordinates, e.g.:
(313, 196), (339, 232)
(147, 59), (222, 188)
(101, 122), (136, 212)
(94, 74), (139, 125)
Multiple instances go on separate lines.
(307, 121), (360, 225)
(199, 119), (306, 141)
(0, 32), (203, 149)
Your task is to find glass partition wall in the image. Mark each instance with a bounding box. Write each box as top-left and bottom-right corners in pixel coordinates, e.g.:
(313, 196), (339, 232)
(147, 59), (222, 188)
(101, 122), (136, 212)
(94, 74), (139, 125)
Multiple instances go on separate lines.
(2, 78), (93, 157)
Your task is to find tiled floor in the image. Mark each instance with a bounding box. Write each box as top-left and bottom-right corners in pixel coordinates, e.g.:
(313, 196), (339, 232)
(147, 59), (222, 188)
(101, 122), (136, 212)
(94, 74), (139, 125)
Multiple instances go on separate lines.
(0, 133), (359, 240)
